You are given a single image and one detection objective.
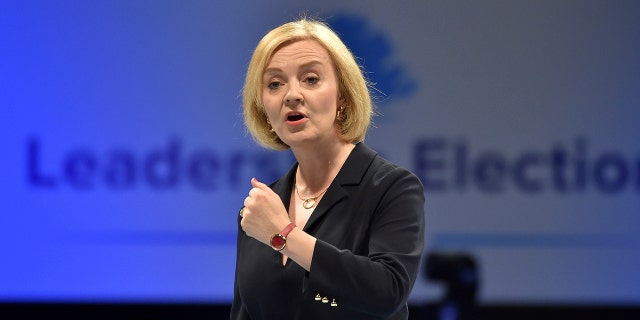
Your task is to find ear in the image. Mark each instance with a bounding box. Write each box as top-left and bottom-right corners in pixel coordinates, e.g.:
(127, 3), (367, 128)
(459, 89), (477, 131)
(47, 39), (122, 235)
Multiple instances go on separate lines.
(338, 94), (346, 108)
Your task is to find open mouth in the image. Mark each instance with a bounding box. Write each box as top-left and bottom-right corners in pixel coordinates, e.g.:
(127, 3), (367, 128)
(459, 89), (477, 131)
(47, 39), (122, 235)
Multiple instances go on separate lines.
(287, 113), (305, 121)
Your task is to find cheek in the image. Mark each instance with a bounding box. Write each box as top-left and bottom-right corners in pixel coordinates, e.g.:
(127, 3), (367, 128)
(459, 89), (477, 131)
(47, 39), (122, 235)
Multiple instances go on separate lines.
(319, 84), (340, 110)
(262, 93), (279, 110)
(262, 99), (282, 123)
(318, 93), (339, 114)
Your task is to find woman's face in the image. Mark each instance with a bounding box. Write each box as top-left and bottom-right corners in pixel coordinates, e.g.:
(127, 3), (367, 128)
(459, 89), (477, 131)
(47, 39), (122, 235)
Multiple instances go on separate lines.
(261, 39), (342, 149)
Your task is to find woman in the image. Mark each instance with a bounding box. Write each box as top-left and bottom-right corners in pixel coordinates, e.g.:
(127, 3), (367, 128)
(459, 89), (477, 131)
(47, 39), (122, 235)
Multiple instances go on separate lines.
(231, 18), (425, 319)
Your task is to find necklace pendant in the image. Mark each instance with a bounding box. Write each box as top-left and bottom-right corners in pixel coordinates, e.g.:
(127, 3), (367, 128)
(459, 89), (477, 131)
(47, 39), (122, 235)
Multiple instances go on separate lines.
(302, 198), (316, 209)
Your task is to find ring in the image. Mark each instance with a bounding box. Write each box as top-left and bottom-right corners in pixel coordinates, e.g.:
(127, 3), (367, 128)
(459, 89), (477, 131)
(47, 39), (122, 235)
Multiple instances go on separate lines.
(239, 207), (245, 217)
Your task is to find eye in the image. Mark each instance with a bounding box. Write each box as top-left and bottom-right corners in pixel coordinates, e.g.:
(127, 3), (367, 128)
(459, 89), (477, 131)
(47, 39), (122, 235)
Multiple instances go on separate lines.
(304, 76), (319, 85)
(267, 81), (282, 90)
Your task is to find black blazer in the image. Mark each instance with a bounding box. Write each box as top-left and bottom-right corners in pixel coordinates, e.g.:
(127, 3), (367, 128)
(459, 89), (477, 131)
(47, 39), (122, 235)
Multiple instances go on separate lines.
(231, 143), (425, 320)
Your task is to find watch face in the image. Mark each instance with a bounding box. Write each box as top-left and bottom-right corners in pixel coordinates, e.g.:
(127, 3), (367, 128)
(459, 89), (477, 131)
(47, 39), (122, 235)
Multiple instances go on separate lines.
(271, 234), (286, 250)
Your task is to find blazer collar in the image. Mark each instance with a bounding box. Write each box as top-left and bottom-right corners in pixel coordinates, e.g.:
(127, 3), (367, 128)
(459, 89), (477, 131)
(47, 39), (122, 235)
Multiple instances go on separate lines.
(271, 142), (378, 230)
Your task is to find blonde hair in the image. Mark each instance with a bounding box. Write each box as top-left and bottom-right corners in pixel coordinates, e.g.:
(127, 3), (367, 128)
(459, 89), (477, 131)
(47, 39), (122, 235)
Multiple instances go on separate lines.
(242, 18), (373, 150)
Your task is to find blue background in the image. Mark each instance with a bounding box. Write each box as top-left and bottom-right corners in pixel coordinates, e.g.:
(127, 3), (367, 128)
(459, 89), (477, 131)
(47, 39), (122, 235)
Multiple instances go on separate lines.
(1, 0), (639, 306)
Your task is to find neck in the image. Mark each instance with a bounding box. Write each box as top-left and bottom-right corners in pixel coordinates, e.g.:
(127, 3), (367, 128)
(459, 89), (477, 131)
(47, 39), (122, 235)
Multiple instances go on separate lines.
(292, 141), (355, 193)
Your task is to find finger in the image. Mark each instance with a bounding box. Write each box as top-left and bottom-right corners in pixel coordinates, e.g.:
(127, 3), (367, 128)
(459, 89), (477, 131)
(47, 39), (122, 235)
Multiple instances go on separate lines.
(243, 196), (252, 209)
(251, 177), (270, 191)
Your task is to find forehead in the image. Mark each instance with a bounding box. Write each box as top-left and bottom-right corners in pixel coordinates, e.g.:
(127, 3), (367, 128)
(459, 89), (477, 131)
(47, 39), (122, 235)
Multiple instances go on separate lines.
(267, 39), (334, 69)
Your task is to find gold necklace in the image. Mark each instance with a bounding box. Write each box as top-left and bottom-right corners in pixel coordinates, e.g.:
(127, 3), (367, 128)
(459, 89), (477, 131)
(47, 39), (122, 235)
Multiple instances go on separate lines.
(294, 183), (328, 209)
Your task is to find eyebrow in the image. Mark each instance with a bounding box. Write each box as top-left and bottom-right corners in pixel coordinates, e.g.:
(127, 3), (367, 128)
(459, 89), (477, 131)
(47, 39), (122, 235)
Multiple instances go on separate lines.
(263, 60), (325, 76)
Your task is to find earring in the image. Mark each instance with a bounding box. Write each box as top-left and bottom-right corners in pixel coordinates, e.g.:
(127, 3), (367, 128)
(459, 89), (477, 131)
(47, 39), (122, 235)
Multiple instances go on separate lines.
(336, 106), (345, 120)
(266, 117), (275, 132)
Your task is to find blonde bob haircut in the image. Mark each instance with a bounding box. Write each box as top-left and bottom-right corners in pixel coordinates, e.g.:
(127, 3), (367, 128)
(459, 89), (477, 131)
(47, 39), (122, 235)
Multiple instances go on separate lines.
(243, 18), (373, 150)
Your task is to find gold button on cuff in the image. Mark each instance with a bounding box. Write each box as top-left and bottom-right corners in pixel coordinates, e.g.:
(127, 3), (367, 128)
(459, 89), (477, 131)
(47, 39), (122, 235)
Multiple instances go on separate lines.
(330, 299), (338, 307)
(321, 297), (329, 303)
(315, 294), (321, 301)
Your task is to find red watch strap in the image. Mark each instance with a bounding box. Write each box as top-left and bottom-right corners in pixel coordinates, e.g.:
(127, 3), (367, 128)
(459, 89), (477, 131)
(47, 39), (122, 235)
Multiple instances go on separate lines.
(280, 222), (296, 237)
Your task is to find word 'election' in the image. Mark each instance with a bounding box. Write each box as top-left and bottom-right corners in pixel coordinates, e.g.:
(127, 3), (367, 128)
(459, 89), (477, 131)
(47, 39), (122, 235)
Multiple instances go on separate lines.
(414, 137), (639, 194)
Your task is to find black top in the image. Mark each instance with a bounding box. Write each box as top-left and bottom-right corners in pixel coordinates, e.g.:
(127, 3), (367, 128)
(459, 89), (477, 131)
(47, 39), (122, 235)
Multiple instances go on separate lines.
(231, 143), (425, 319)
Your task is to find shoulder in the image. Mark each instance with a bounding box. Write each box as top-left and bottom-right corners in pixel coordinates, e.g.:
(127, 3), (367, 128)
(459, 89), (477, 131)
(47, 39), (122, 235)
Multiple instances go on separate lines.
(346, 144), (424, 201)
(369, 151), (423, 190)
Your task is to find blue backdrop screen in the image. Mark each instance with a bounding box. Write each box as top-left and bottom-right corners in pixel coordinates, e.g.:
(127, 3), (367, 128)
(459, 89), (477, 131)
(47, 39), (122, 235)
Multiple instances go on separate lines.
(1, 1), (639, 305)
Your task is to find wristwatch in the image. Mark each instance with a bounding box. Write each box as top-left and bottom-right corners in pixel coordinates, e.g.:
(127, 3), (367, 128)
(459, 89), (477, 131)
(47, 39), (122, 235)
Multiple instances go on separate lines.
(270, 222), (296, 251)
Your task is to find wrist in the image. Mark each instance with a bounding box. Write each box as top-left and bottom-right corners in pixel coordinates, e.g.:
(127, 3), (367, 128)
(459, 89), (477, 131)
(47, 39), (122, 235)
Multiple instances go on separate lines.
(270, 222), (296, 251)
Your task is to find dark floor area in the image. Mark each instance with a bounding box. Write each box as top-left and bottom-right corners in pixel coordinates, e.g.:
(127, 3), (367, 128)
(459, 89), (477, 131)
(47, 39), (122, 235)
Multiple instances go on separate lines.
(1, 303), (639, 320)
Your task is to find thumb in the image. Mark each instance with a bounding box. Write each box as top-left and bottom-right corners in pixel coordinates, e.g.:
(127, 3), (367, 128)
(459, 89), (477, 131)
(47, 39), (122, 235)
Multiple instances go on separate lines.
(251, 177), (270, 190)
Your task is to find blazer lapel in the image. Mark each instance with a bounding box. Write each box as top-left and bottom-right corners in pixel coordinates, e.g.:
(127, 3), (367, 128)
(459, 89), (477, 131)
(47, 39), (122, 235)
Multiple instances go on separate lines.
(270, 164), (296, 211)
(303, 143), (378, 231)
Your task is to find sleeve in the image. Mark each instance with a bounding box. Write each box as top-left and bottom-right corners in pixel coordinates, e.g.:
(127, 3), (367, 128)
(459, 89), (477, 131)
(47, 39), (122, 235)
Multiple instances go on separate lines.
(230, 212), (251, 320)
(306, 166), (425, 317)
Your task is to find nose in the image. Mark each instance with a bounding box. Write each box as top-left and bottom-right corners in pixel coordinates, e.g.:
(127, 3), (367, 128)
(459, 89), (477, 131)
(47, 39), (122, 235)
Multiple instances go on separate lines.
(284, 83), (303, 105)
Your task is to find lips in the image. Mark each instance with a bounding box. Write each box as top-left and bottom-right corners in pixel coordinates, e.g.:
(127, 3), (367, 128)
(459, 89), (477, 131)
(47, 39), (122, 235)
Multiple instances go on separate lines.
(285, 111), (308, 125)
